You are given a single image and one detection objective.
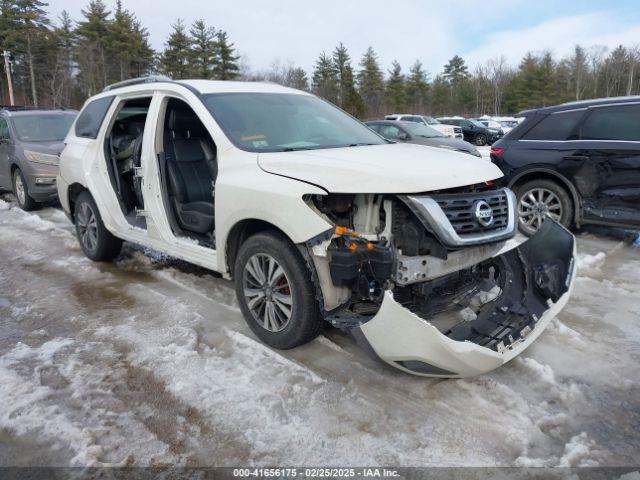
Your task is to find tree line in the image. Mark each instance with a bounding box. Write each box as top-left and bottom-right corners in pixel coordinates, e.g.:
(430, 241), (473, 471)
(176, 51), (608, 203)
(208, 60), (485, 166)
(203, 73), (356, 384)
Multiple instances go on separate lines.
(2, 0), (639, 118)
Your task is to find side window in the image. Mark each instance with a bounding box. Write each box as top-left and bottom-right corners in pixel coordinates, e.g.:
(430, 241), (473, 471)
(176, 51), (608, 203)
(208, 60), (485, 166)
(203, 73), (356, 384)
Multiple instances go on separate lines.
(581, 105), (640, 141)
(0, 118), (10, 140)
(379, 125), (402, 139)
(75, 96), (115, 139)
(408, 116), (422, 123)
(368, 124), (381, 133)
(522, 110), (584, 141)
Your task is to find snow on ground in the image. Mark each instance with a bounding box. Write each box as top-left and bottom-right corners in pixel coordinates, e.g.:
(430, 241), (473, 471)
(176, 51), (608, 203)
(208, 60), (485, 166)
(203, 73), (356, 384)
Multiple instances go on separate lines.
(0, 194), (639, 467)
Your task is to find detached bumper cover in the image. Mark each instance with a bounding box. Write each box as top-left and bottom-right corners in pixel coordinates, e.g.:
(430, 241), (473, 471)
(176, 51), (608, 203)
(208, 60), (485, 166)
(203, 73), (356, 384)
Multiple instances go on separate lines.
(354, 220), (576, 377)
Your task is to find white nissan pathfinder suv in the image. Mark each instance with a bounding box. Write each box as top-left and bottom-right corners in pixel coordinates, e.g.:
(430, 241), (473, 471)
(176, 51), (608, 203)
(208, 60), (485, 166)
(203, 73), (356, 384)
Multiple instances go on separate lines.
(57, 77), (576, 377)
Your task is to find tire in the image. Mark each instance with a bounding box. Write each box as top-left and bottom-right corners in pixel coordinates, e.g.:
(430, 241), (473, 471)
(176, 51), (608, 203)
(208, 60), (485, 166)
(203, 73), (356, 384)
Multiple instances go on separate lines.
(515, 179), (573, 236)
(234, 231), (323, 349)
(12, 168), (38, 211)
(474, 133), (487, 146)
(74, 191), (122, 261)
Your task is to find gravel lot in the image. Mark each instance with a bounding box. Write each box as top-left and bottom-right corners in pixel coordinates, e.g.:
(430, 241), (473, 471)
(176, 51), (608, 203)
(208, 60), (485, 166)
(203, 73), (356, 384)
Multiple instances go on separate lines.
(0, 193), (639, 468)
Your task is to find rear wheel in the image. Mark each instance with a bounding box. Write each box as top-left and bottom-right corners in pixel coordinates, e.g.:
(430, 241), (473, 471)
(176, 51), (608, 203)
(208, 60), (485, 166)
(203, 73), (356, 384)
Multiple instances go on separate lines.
(515, 179), (573, 236)
(74, 191), (122, 261)
(474, 133), (487, 146)
(12, 168), (38, 211)
(234, 231), (322, 349)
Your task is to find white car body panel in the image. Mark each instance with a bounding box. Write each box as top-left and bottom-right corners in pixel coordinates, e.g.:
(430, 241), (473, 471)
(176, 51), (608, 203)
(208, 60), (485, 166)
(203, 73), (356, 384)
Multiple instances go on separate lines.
(59, 81), (331, 274)
(360, 232), (577, 377)
(57, 79), (576, 377)
(258, 143), (502, 194)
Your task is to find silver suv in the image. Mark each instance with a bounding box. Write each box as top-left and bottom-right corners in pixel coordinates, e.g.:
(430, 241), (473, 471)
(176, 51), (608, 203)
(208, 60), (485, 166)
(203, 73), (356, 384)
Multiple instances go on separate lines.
(0, 107), (77, 210)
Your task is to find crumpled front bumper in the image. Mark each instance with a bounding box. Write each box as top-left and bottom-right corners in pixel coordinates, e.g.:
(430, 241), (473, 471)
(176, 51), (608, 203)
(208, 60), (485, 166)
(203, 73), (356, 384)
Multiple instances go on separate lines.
(353, 220), (577, 378)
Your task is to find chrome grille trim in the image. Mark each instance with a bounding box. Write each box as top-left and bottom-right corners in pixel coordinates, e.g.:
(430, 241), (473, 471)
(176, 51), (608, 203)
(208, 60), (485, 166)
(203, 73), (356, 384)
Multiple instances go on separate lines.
(402, 188), (517, 248)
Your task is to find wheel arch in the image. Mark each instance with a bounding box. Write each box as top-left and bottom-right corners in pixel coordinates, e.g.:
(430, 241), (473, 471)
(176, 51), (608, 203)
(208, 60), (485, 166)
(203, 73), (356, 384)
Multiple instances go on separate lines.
(66, 183), (90, 223)
(508, 168), (582, 226)
(224, 218), (291, 278)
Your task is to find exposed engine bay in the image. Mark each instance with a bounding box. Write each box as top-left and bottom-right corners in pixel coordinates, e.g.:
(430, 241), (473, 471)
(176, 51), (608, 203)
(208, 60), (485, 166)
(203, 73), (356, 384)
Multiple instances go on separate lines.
(304, 184), (575, 362)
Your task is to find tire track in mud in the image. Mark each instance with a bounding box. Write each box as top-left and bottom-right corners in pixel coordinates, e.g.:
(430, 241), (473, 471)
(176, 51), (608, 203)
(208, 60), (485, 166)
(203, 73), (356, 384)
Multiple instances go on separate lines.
(2, 197), (638, 466)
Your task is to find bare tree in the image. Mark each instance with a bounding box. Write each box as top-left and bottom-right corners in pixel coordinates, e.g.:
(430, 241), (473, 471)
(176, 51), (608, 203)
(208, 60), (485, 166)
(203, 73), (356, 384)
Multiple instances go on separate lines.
(487, 56), (509, 114)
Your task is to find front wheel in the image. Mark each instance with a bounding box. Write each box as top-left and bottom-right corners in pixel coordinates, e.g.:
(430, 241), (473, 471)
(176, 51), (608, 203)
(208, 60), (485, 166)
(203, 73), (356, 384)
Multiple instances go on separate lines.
(234, 231), (323, 349)
(12, 168), (38, 211)
(74, 191), (122, 261)
(515, 179), (573, 236)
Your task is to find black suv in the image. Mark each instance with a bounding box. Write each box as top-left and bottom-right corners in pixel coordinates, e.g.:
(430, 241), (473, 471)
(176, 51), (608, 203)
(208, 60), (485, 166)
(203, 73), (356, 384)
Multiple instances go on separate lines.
(490, 96), (640, 235)
(438, 117), (502, 146)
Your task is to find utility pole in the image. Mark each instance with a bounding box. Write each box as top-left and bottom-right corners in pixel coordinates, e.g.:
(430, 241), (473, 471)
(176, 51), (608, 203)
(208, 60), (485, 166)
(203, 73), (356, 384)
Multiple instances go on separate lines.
(3, 50), (15, 106)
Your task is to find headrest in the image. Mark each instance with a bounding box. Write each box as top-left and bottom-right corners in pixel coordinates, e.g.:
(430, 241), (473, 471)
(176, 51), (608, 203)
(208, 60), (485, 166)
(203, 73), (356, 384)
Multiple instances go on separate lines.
(168, 108), (203, 133)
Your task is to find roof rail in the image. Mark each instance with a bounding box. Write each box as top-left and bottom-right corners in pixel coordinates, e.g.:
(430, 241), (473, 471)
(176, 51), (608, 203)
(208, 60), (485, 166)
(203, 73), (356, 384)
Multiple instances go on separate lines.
(0, 105), (38, 111)
(103, 75), (173, 92)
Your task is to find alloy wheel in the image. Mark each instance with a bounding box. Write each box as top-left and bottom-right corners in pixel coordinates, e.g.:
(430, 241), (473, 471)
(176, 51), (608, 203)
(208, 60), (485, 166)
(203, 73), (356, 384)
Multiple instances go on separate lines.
(518, 187), (563, 233)
(242, 253), (293, 332)
(76, 202), (99, 253)
(13, 172), (26, 205)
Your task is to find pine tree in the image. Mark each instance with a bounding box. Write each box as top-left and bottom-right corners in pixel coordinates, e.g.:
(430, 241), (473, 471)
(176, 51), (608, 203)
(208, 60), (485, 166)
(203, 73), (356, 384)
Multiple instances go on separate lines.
(443, 55), (469, 84)
(76, 0), (111, 95)
(312, 51), (338, 103)
(189, 19), (216, 79)
(357, 47), (384, 116)
(406, 60), (429, 111)
(108, 0), (138, 82)
(161, 19), (192, 79)
(51, 10), (75, 106)
(213, 31), (239, 80)
(129, 18), (153, 78)
(332, 43), (363, 116)
(6, 0), (50, 106)
(385, 60), (406, 111)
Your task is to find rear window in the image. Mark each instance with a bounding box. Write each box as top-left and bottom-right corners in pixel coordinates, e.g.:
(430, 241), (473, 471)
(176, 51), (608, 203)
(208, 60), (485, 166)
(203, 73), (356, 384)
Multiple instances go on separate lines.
(581, 104), (640, 141)
(521, 110), (584, 141)
(75, 96), (114, 139)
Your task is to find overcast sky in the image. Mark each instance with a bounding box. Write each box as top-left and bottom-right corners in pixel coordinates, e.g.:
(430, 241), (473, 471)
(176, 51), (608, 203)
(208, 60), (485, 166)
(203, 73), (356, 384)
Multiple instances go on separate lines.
(49, 0), (640, 76)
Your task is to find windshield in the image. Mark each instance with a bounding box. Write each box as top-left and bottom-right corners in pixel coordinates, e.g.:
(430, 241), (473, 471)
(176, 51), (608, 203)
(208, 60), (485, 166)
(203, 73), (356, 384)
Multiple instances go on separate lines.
(203, 93), (385, 152)
(469, 119), (487, 128)
(402, 123), (445, 138)
(12, 114), (76, 142)
(423, 116), (440, 125)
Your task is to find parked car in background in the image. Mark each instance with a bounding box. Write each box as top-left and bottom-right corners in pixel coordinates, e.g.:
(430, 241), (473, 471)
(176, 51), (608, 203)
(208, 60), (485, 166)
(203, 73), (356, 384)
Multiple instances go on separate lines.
(491, 96), (640, 236)
(478, 116), (520, 134)
(438, 117), (503, 146)
(0, 107), (77, 210)
(366, 120), (481, 157)
(497, 119), (519, 134)
(475, 118), (503, 132)
(384, 114), (463, 139)
(57, 76), (576, 377)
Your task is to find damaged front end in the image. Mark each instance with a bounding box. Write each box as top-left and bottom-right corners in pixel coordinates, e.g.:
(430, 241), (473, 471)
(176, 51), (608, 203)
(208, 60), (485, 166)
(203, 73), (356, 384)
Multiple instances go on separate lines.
(304, 184), (576, 377)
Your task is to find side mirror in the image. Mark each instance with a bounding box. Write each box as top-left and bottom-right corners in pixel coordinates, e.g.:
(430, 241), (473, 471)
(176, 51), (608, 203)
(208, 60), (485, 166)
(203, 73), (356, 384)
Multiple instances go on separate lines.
(397, 132), (409, 141)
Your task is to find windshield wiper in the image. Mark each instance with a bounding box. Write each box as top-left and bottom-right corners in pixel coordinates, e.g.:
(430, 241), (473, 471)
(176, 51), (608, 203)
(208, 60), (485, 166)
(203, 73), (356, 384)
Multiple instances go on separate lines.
(347, 142), (376, 147)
